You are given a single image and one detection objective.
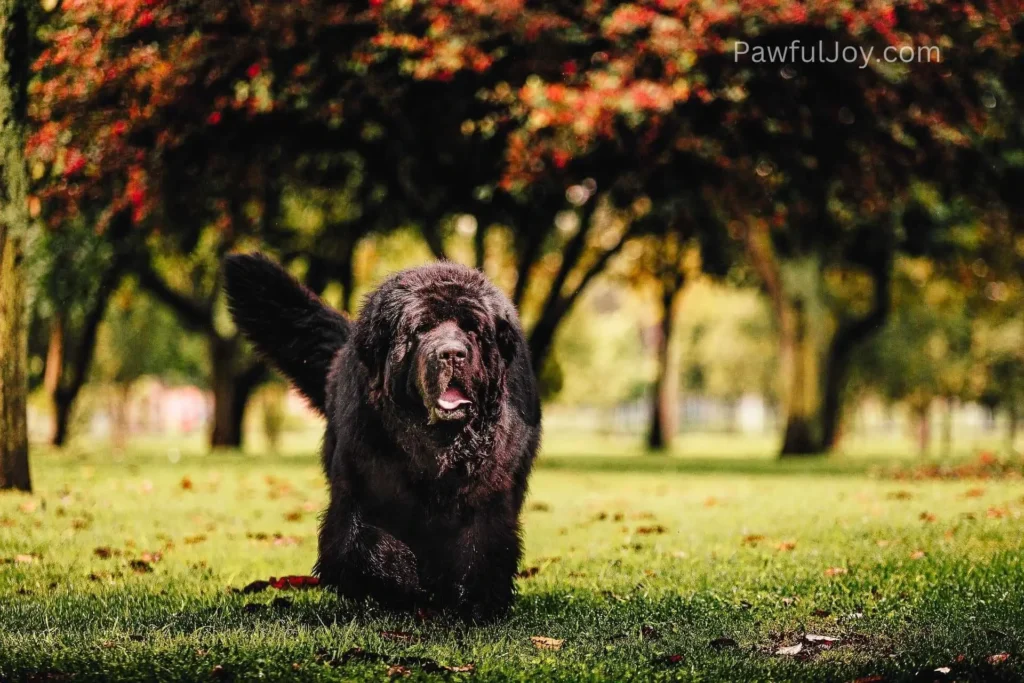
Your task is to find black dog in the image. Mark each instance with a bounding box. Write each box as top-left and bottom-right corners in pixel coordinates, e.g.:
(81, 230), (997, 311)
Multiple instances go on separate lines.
(224, 254), (541, 621)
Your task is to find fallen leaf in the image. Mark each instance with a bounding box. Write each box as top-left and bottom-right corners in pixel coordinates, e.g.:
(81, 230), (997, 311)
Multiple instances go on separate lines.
(776, 643), (804, 656)
(920, 512), (937, 523)
(636, 525), (667, 535)
(876, 539), (892, 548)
(184, 535), (207, 545)
(742, 534), (765, 545)
(387, 665), (411, 678)
(18, 500), (37, 514)
(804, 634), (838, 645)
(776, 541), (797, 552)
(270, 575), (320, 590)
(709, 637), (738, 649)
(988, 653), (1010, 665)
(986, 507), (1008, 519)
(129, 559), (154, 573)
(887, 491), (913, 500)
(180, 477), (193, 491)
(14, 554), (38, 564)
(284, 510), (303, 522)
(910, 550), (926, 560)
(530, 636), (563, 651)
(964, 488), (986, 498)
(139, 552), (163, 564)
(824, 567), (848, 577)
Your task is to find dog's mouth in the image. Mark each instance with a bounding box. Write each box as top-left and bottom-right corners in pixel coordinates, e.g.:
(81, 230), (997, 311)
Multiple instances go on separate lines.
(429, 380), (472, 423)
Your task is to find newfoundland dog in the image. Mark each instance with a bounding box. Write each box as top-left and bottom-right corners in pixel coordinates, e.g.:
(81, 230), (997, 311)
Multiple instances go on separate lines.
(223, 254), (541, 621)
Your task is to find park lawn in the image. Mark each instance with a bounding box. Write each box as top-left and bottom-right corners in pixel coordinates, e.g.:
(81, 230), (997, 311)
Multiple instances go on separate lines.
(2, 441), (1023, 682)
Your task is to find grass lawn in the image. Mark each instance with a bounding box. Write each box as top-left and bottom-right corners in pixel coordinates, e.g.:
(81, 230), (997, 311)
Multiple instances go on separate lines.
(2, 437), (1023, 682)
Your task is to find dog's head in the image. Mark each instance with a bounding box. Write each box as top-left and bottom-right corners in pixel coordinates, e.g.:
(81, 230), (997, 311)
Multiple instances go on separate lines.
(352, 263), (522, 429)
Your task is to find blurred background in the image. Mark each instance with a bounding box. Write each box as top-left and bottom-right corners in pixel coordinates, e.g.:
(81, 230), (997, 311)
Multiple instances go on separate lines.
(7, 0), (1023, 463)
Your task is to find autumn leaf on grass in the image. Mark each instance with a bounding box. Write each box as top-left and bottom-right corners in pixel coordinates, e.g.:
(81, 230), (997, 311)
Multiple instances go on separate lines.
(988, 653), (1011, 665)
(531, 636), (563, 650)
(270, 575), (320, 590)
(284, 509), (304, 522)
(742, 534), (765, 546)
(910, 550), (926, 560)
(129, 559), (154, 573)
(13, 554), (39, 564)
(387, 665), (411, 678)
(180, 476), (193, 491)
(776, 541), (797, 552)
(887, 490), (913, 500)
(18, 500), (37, 514)
(636, 525), (667, 535)
(964, 487), (986, 498)
(824, 566), (848, 577)
(776, 643), (804, 656)
(920, 512), (937, 523)
(184, 535), (207, 545)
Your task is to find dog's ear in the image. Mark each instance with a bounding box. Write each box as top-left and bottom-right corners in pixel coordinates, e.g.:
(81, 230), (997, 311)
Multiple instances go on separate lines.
(349, 292), (392, 389)
(224, 253), (349, 414)
(495, 310), (521, 365)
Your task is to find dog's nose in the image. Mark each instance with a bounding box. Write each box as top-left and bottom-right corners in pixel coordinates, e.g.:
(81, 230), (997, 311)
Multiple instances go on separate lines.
(436, 341), (468, 363)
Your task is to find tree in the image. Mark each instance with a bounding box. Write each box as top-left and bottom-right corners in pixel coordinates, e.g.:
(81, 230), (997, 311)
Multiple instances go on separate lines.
(0, 0), (31, 492)
(36, 213), (135, 445)
(427, 1), (1018, 456)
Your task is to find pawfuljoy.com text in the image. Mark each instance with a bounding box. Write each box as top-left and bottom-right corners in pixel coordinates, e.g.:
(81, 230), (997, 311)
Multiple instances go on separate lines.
(734, 40), (941, 69)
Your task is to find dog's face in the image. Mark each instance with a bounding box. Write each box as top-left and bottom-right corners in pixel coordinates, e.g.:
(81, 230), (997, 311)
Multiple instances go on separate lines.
(353, 264), (521, 431)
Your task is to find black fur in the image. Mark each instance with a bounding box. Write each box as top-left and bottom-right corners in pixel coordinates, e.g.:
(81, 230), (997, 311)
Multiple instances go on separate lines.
(224, 254), (541, 621)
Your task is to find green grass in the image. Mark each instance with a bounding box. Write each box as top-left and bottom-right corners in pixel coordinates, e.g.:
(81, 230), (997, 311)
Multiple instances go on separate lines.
(2, 438), (1023, 682)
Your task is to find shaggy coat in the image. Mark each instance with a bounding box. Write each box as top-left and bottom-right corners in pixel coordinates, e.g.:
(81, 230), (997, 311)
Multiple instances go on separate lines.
(224, 254), (541, 621)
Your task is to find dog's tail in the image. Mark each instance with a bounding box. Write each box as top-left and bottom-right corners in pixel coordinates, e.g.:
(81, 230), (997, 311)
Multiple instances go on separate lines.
(223, 253), (349, 415)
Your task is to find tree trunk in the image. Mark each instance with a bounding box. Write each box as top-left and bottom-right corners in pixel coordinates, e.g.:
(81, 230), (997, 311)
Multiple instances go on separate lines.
(43, 313), (64, 395)
(915, 403), (931, 456)
(0, 0), (31, 492)
(777, 256), (828, 456)
(0, 232), (30, 491)
(208, 335), (266, 450)
(48, 243), (128, 447)
(209, 336), (241, 449)
(52, 391), (73, 448)
(941, 396), (954, 458)
(647, 276), (683, 452)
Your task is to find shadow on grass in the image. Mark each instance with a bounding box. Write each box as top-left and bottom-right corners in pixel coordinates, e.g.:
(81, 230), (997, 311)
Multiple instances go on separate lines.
(535, 453), (897, 477)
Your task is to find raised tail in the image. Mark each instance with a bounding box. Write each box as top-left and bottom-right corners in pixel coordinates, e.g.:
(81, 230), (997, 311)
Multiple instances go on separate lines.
(223, 253), (349, 415)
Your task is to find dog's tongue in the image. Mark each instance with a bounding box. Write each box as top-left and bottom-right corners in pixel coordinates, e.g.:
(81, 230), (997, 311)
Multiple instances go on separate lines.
(437, 387), (471, 410)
